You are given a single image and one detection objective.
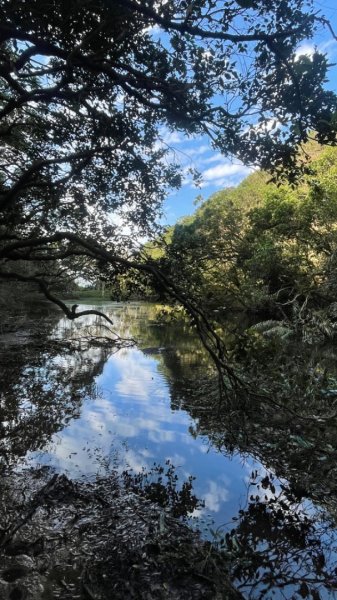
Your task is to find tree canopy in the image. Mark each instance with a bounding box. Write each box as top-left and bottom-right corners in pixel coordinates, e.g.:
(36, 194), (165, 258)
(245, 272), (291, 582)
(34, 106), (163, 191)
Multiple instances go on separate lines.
(145, 143), (337, 336)
(1, 0), (337, 324)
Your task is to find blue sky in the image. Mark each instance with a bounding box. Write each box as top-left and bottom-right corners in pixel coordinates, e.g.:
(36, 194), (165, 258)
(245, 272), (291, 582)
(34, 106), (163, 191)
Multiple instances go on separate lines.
(162, 1), (337, 226)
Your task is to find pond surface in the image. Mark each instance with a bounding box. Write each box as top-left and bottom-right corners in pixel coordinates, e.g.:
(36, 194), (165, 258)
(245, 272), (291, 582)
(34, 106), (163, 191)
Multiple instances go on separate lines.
(25, 302), (260, 526)
(2, 300), (337, 598)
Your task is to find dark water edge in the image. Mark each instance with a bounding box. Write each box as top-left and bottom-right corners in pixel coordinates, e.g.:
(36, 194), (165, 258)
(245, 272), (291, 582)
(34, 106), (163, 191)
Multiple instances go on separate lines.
(1, 301), (337, 599)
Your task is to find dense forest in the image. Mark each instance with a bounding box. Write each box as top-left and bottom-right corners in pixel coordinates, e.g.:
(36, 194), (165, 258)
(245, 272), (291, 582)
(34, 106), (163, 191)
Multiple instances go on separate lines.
(139, 143), (337, 328)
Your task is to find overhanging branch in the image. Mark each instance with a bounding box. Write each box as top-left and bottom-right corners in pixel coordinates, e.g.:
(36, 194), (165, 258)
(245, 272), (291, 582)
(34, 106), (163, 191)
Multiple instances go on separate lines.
(0, 232), (241, 390)
(0, 271), (114, 325)
(112, 0), (308, 43)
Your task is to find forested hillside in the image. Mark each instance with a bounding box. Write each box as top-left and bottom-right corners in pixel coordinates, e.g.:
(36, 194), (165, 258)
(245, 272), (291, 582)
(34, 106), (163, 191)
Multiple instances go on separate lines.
(138, 144), (337, 343)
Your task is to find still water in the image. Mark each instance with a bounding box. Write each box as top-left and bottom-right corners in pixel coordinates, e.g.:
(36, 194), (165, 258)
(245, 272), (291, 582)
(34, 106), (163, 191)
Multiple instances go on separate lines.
(2, 301), (337, 598)
(27, 302), (260, 526)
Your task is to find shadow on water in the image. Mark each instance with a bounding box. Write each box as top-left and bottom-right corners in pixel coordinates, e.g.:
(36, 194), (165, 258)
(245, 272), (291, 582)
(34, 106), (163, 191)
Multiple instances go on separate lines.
(1, 301), (337, 597)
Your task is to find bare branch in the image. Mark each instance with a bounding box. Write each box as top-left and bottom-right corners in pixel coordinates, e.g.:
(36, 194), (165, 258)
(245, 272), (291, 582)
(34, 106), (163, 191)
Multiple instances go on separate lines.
(0, 271), (114, 325)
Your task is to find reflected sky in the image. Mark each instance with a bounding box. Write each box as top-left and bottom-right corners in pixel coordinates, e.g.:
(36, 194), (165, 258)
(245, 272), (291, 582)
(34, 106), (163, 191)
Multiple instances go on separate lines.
(6, 301), (337, 598)
(28, 302), (262, 527)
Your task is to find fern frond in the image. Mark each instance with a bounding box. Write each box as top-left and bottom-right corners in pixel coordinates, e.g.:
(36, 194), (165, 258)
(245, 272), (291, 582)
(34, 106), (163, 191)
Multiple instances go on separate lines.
(263, 326), (292, 339)
(250, 320), (284, 333)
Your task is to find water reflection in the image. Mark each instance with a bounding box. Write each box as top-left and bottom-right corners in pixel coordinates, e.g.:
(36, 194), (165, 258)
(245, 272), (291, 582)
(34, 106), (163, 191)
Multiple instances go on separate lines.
(0, 306), (113, 469)
(225, 473), (337, 599)
(34, 338), (247, 523)
(2, 301), (337, 598)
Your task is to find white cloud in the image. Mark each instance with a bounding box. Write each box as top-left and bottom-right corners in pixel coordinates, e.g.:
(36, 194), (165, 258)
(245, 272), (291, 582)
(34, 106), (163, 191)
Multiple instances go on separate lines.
(113, 350), (158, 400)
(166, 131), (186, 145)
(165, 453), (186, 466)
(203, 480), (229, 512)
(198, 162), (252, 188)
(156, 128), (186, 148)
(295, 43), (315, 60)
(182, 144), (210, 157)
(148, 429), (176, 443)
(203, 153), (224, 164)
(294, 38), (337, 62)
(203, 163), (249, 181)
(123, 448), (150, 473)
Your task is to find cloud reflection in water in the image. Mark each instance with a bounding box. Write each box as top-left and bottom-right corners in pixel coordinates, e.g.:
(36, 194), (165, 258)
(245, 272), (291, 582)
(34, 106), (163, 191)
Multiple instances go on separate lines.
(29, 315), (259, 525)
